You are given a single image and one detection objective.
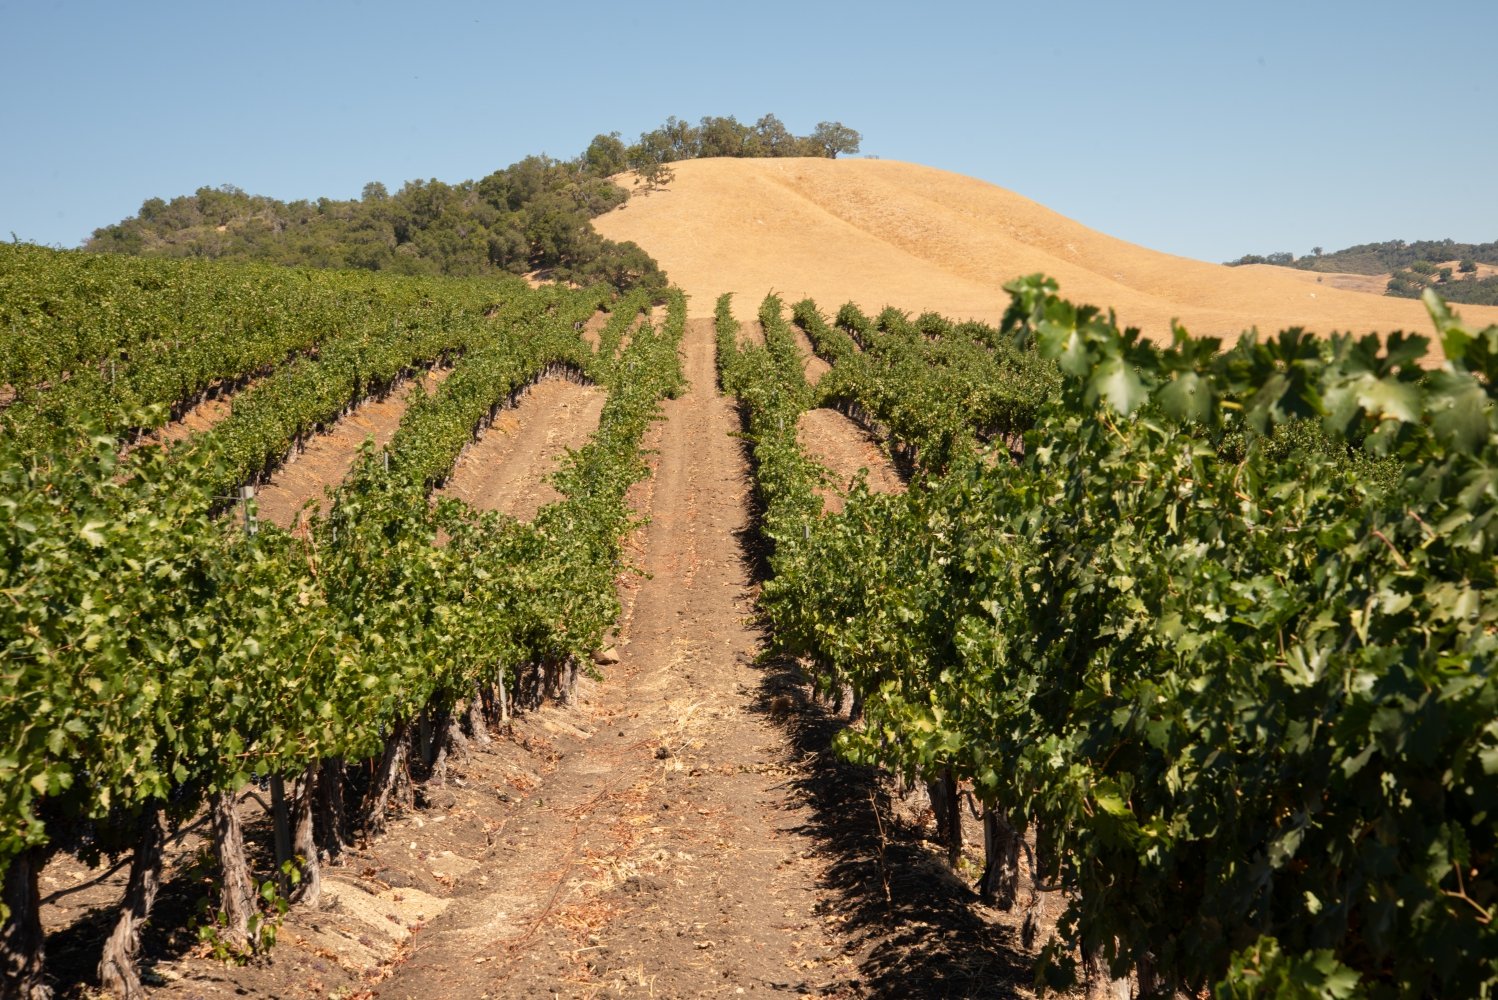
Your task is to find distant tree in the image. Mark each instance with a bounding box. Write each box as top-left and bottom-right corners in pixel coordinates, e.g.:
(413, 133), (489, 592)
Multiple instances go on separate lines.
(1312, 246), (1323, 258)
(637, 160), (675, 191)
(569, 176), (629, 216)
(751, 114), (796, 157)
(697, 116), (750, 158)
(567, 238), (665, 294)
(1387, 272), (1423, 297)
(195, 185), (250, 226)
(1460, 258), (1478, 273)
(811, 121), (861, 158)
(638, 116), (699, 161)
(1439, 267), (1454, 282)
(583, 132), (629, 176)
(628, 128), (678, 172)
(362, 181), (389, 202)
(1409, 259), (1437, 276)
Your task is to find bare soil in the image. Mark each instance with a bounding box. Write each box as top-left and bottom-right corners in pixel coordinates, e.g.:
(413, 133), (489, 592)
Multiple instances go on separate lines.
(251, 368), (450, 529)
(790, 324), (832, 388)
(437, 376), (607, 521)
(797, 408), (905, 516)
(375, 319), (857, 998)
(153, 393), (238, 447)
(118, 377), (262, 461)
(581, 310), (609, 351)
(738, 320), (765, 349)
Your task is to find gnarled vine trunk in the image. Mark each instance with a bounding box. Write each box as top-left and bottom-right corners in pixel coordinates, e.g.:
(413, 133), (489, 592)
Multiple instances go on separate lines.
(1, 846), (50, 999)
(926, 766), (962, 867)
(363, 720), (412, 833)
(211, 789), (257, 952)
(1083, 944), (1135, 1000)
(428, 705), (461, 785)
(978, 808), (1022, 908)
(292, 765), (320, 907)
(465, 684), (491, 745)
(317, 758), (347, 863)
(269, 774), (292, 896)
(98, 804), (166, 999)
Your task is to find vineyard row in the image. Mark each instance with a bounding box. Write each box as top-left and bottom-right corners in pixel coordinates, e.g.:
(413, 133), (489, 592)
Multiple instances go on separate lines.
(1, 246), (681, 997)
(720, 282), (1498, 998)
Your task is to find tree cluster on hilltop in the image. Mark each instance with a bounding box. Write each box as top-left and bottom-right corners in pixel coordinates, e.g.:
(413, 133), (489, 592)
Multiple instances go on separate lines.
(587, 114), (859, 190)
(593, 114), (860, 175)
(1225, 238), (1498, 305)
(85, 114), (860, 291)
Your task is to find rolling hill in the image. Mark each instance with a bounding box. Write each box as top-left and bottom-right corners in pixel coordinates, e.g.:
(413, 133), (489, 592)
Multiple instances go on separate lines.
(594, 157), (1498, 342)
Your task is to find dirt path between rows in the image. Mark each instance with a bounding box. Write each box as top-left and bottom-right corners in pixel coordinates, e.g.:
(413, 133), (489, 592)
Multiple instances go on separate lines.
(581, 309), (609, 351)
(790, 324), (832, 388)
(116, 377), (263, 461)
(152, 393), (238, 447)
(437, 375), (607, 521)
(253, 367), (450, 528)
(797, 408), (905, 515)
(377, 318), (851, 998)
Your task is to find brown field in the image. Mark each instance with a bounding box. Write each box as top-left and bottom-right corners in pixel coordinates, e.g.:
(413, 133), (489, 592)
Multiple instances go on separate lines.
(595, 158), (1498, 343)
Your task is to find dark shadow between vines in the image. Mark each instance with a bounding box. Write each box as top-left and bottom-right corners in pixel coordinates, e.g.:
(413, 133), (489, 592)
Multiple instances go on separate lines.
(731, 416), (1036, 999)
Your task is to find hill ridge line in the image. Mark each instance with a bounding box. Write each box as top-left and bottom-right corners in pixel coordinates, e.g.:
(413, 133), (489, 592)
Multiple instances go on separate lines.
(595, 157), (1498, 340)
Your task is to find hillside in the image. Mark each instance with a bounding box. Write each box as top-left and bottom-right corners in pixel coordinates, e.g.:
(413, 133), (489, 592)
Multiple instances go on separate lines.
(594, 157), (1498, 341)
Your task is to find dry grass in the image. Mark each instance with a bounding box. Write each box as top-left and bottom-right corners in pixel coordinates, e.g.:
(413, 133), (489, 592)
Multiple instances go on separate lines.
(595, 158), (1498, 346)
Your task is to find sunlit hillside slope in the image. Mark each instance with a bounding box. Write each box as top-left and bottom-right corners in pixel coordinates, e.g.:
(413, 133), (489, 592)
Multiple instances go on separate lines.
(594, 158), (1498, 342)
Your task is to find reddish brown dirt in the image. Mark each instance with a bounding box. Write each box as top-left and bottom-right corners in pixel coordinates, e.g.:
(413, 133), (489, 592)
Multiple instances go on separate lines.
(738, 320), (766, 348)
(437, 376), (607, 521)
(137, 380), (256, 452)
(376, 318), (857, 998)
(582, 310), (609, 351)
(116, 378), (261, 463)
(791, 324), (832, 387)
(253, 368), (450, 529)
(157, 394), (236, 446)
(797, 408), (905, 515)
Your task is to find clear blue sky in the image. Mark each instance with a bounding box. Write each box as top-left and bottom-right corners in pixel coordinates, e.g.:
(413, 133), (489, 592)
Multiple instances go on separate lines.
(3, 0), (1494, 263)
